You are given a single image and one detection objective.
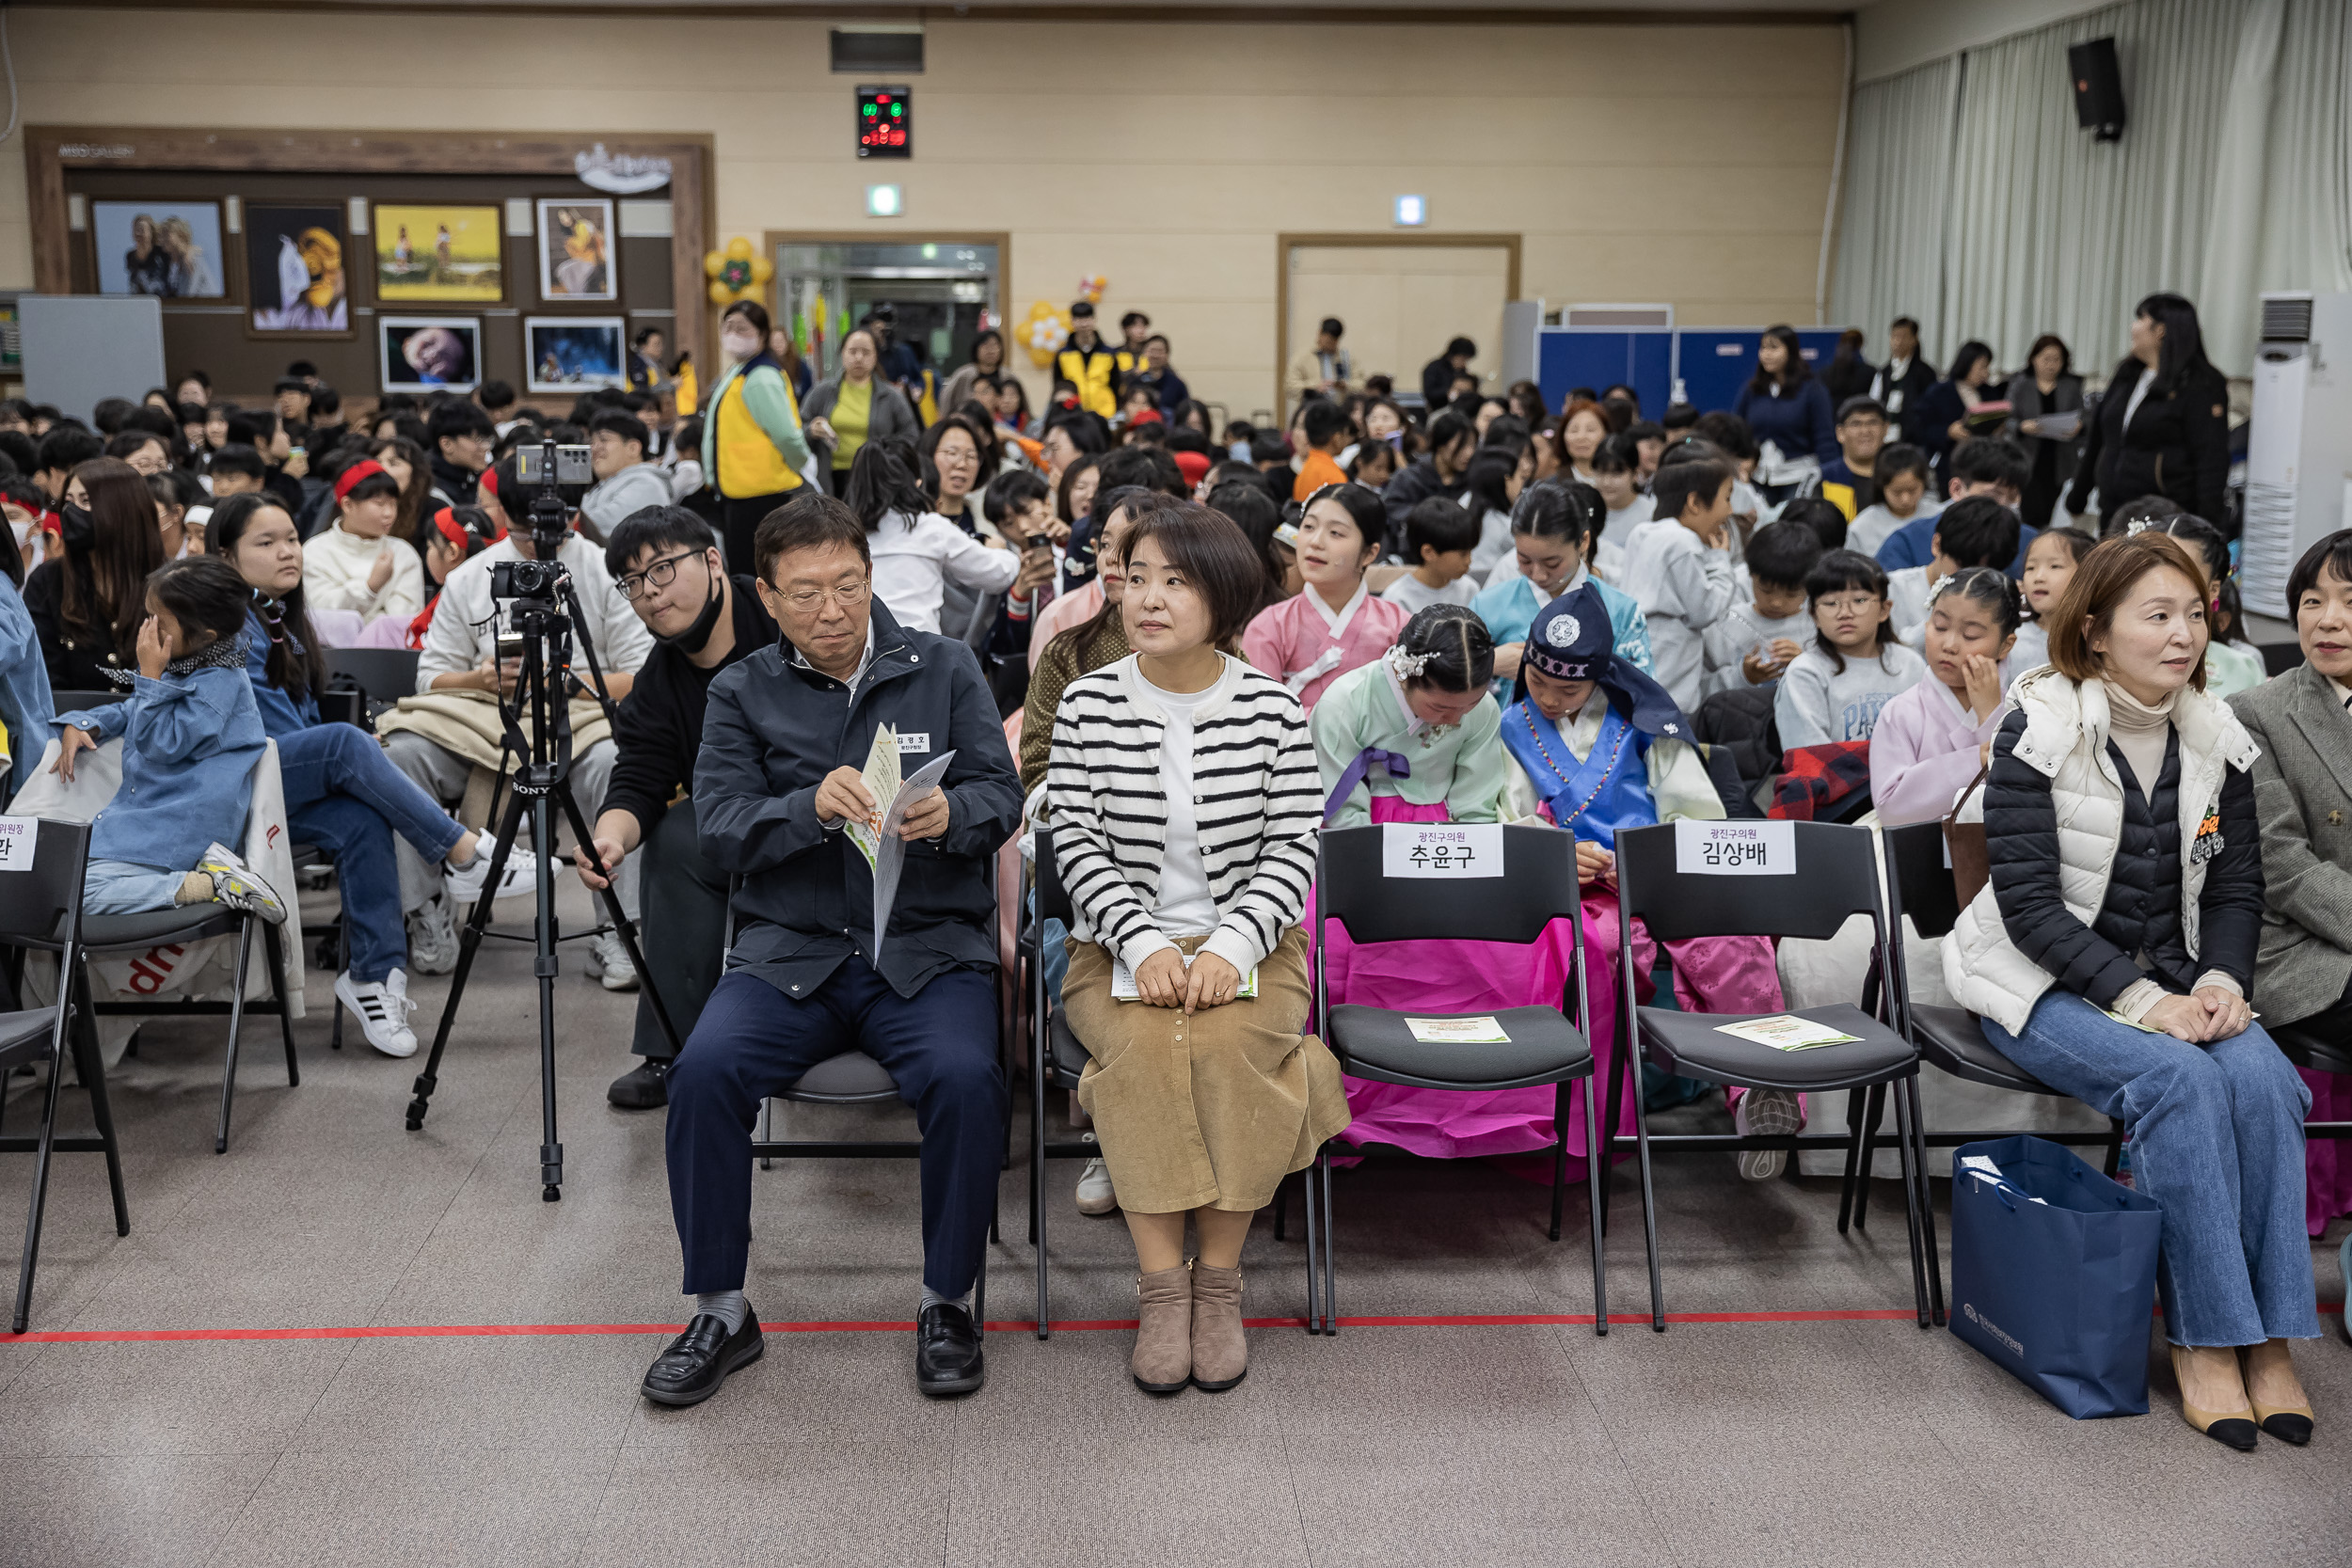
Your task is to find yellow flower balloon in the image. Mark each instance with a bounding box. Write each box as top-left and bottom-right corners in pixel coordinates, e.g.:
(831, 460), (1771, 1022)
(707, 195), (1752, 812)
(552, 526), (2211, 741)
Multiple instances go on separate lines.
(1022, 300), (1071, 368)
(703, 236), (774, 307)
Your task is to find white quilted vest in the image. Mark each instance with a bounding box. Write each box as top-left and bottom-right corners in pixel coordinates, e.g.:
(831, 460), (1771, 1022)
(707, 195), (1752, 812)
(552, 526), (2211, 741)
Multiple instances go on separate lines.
(1942, 670), (2259, 1037)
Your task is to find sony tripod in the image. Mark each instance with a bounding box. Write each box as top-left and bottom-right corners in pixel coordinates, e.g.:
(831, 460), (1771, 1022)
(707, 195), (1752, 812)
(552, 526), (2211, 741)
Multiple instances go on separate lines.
(402, 443), (682, 1200)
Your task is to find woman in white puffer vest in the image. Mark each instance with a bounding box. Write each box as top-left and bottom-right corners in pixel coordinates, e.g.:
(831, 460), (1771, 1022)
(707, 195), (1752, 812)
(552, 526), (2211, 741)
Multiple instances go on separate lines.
(1945, 531), (2317, 1452)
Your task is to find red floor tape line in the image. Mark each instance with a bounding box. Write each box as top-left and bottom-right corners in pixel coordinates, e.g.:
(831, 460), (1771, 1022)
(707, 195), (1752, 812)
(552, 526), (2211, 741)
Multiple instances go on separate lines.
(8, 1304), (2340, 1344)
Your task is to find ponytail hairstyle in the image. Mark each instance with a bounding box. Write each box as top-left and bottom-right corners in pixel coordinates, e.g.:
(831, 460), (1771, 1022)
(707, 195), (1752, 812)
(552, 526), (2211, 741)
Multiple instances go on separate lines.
(843, 436), (930, 533)
(1927, 565), (2025, 641)
(207, 491), (327, 702)
(1803, 547), (1900, 676)
(1388, 602), (1494, 692)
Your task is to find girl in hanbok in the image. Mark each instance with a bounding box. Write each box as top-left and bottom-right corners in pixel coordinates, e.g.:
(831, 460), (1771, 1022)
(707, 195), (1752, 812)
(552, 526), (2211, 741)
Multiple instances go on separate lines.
(1870, 568), (2020, 827)
(1502, 586), (1795, 1180)
(1241, 482), (1406, 711)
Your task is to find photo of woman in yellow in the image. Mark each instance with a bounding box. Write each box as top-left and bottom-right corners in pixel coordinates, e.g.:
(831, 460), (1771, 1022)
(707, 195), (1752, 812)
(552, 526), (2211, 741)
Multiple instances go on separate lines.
(537, 197), (616, 301)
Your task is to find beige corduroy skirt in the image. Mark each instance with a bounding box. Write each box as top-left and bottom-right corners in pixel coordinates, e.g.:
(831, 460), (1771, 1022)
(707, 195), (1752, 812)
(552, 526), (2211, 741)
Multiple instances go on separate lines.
(1064, 927), (1350, 1214)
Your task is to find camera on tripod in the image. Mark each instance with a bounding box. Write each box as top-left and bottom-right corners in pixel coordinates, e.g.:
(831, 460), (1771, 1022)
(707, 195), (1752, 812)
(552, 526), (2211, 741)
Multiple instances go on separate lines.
(489, 440), (594, 600)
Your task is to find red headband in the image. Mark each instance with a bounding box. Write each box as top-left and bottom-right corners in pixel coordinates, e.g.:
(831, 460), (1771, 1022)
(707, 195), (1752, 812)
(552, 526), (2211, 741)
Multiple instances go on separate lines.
(334, 459), (389, 502)
(430, 506), (469, 551)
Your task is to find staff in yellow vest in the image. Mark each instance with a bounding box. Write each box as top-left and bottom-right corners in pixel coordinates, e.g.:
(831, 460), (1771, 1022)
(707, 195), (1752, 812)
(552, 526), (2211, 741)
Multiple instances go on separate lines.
(698, 301), (811, 576)
(1055, 301), (1119, 420)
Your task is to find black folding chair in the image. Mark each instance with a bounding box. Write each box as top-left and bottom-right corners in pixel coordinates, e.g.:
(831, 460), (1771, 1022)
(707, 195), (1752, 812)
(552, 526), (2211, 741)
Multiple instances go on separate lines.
(739, 871), (1006, 1327)
(1021, 831), (1118, 1340)
(1856, 822), (2125, 1245)
(2267, 1022), (2352, 1141)
(1607, 819), (1936, 1332)
(324, 648), (422, 729)
(1304, 823), (1604, 1338)
(0, 819), (130, 1333)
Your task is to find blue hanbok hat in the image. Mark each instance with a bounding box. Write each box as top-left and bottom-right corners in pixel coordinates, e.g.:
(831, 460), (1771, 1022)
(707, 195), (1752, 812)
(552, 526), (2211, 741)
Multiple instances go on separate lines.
(1518, 584), (1691, 741)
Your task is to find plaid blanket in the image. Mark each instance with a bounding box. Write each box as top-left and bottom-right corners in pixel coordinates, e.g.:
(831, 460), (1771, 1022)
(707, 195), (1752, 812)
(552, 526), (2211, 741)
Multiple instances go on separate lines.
(1770, 741), (1873, 821)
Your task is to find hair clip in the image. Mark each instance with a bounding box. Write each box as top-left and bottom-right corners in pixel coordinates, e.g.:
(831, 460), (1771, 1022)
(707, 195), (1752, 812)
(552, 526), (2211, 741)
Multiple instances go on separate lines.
(1386, 646), (1435, 680)
(1272, 521), (1301, 548)
(2124, 517), (2153, 536)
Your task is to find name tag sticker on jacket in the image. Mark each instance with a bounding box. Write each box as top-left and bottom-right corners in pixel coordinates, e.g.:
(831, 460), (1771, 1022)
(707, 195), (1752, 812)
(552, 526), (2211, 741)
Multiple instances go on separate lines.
(1676, 819), (1795, 875)
(1382, 823), (1503, 879)
(897, 733), (931, 754)
(2190, 806), (2223, 864)
(0, 816), (33, 872)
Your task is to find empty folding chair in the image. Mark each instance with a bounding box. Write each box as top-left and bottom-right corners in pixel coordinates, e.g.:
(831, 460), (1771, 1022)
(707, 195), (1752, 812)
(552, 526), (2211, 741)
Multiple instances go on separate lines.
(1607, 818), (1935, 1331)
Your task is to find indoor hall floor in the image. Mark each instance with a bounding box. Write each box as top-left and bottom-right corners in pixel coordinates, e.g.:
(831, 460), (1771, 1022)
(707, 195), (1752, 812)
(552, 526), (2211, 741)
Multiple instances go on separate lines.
(2, 879), (2347, 1568)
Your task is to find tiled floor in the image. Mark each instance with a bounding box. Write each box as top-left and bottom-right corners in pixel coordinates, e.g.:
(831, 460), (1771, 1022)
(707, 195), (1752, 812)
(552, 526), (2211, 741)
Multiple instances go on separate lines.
(2, 881), (2346, 1567)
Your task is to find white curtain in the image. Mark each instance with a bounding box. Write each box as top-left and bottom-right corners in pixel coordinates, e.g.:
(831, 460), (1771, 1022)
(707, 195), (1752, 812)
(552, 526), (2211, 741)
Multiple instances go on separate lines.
(1834, 0), (2352, 376)
(1832, 58), (1961, 356)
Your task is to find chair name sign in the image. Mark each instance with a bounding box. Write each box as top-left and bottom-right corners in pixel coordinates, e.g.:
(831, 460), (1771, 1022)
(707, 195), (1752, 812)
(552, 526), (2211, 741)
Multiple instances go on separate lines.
(0, 816), (33, 872)
(1381, 822), (1503, 879)
(1674, 819), (1794, 876)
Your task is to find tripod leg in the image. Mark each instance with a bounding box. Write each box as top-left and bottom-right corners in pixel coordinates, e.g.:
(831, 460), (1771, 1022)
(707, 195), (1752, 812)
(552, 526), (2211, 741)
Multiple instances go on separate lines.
(553, 784), (684, 1059)
(531, 796), (564, 1201)
(406, 790), (531, 1132)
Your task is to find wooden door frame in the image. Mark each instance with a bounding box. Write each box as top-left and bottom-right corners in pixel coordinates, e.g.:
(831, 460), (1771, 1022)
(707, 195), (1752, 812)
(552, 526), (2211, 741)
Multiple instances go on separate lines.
(25, 125), (716, 372)
(1276, 231), (1522, 413)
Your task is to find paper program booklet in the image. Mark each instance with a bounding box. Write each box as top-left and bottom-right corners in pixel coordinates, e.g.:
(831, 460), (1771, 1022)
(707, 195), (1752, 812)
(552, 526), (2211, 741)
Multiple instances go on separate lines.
(842, 723), (957, 958)
(1713, 1014), (1860, 1051)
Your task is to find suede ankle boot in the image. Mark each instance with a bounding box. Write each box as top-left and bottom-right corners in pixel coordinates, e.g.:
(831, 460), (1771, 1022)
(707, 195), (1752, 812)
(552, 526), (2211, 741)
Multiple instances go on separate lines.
(1132, 1263), (1193, 1393)
(1189, 1262), (1248, 1391)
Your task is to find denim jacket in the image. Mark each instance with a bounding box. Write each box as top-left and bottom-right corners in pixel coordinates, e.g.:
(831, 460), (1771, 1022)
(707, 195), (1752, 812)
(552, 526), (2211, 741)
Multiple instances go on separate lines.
(60, 663), (265, 871)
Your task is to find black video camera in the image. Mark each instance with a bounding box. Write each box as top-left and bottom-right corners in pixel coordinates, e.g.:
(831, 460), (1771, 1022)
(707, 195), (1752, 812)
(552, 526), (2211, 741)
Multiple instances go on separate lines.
(489, 439), (593, 601)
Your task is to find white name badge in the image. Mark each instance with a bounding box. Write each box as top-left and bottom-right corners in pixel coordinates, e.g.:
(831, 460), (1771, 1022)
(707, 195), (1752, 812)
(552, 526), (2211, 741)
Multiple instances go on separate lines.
(1674, 818), (1794, 876)
(0, 816), (34, 873)
(1382, 822), (1503, 879)
(897, 732), (931, 754)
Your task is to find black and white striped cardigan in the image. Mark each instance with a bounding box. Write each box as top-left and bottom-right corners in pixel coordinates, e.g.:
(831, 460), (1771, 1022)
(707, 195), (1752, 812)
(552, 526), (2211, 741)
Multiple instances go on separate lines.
(1045, 654), (1321, 973)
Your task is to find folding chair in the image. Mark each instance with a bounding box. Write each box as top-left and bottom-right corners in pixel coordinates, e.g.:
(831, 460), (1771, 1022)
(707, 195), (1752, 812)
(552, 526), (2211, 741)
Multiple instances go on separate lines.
(1607, 819), (1935, 1332)
(2266, 1022), (2352, 1142)
(741, 870), (1006, 1326)
(1019, 831), (1115, 1339)
(0, 819), (130, 1333)
(324, 647), (422, 728)
(1853, 821), (2125, 1250)
(1307, 823), (1605, 1338)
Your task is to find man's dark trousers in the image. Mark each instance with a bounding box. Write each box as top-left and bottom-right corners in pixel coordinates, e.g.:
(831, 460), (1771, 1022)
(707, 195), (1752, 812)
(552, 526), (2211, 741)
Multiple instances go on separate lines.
(630, 800), (729, 1061)
(665, 962), (1006, 1299)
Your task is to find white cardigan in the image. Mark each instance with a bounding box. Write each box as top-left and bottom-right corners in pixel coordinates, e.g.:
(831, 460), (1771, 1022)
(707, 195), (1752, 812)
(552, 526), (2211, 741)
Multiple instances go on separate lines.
(303, 522), (425, 624)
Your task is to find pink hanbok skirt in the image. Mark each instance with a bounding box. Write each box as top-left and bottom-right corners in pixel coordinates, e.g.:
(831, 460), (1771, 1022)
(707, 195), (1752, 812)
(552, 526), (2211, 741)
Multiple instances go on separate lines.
(1311, 799), (1786, 1168)
(2301, 1069), (2352, 1237)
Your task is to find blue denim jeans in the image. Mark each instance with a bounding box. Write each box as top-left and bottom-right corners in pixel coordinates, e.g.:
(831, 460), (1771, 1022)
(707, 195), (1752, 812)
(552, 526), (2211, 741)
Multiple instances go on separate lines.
(279, 724), (466, 984)
(1986, 990), (2318, 1346)
(84, 859), (188, 914)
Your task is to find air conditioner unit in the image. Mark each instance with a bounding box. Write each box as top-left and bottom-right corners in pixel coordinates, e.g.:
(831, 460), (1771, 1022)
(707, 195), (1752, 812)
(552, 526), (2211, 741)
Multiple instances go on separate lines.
(2242, 291), (2352, 617)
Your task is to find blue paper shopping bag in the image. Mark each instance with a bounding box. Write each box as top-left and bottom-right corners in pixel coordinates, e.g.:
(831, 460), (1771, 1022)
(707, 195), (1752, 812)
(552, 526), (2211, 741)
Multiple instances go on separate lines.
(1947, 1134), (2163, 1418)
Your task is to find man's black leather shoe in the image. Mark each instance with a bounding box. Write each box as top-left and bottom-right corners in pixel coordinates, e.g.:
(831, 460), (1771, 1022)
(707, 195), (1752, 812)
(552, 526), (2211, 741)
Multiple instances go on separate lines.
(641, 1311), (763, 1406)
(915, 1302), (985, 1396)
(608, 1059), (669, 1110)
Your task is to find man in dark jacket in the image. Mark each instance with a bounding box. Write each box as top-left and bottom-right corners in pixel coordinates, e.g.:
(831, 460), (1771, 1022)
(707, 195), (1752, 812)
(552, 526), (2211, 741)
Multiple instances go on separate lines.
(644, 494), (1021, 1409)
(575, 504), (779, 1111)
(1421, 336), (1477, 409)
(426, 399), (494, 512)
(1867, 316), (1939, 450)
(1378, 407), (1477, 559)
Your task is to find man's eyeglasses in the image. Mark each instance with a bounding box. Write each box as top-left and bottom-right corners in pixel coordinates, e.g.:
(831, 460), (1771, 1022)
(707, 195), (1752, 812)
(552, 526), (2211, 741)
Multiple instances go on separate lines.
(616, 548), (707, 601)
(778, 578), (871, 614)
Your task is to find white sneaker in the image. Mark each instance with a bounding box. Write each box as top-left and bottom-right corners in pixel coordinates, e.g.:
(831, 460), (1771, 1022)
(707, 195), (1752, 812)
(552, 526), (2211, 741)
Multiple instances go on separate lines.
(195, 843), (286, 925)
(337, 969), (419, 1058)
(1734, 1087), (1803, 1181)
(1075, 1157), (1118, 1215)
(406, 895), (458, 976)
(445, 848), (546, 906)
(588, 929), (640, 992)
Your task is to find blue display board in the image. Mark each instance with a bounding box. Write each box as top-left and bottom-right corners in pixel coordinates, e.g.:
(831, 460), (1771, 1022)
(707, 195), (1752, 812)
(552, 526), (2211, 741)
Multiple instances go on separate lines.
(1536, 330), (1673, 420)
(1673, 328), (1851, 416)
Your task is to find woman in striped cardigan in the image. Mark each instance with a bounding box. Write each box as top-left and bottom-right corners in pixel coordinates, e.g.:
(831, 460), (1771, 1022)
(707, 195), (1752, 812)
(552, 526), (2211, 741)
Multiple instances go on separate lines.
(1047, 501), (1350, 1394)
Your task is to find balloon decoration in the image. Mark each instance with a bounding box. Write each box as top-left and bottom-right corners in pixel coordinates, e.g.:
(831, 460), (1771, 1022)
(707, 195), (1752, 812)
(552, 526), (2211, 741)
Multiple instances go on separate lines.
(704, 236), (773, 308)
(1021, 300), (1071, 367)
(1076, 275), (1107, 305)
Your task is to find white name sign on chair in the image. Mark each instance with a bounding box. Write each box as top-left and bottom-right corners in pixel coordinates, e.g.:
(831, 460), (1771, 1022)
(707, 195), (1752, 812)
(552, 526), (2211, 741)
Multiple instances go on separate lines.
(1381, 822), (1503, 879)
(1674, 819), (1794, 876)
(0, 816), (33, 872)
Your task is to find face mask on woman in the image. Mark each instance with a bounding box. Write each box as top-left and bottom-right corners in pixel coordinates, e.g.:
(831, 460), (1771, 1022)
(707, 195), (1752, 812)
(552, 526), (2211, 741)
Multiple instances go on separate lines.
(721, 327), (760, 363)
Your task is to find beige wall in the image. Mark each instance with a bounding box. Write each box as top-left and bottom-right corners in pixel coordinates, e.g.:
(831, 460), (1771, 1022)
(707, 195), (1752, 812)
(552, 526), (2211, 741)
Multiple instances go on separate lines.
(5, 7), (1845, 418)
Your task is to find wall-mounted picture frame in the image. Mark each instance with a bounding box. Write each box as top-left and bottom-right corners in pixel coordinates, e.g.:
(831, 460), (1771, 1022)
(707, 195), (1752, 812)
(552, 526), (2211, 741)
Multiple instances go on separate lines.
(380, 316), (481, 393)
(373, 203), (505, 303)
(244, 203), (351, 337)
(536, 198), (616, 302)
(90, 199), (229, 299)
(526, 315), (627, 392)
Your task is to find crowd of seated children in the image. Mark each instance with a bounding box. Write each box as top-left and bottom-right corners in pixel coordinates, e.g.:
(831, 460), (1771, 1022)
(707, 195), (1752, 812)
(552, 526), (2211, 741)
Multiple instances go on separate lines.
(1774, 548), (1930, 751)
(1877, 436), (2033, 576)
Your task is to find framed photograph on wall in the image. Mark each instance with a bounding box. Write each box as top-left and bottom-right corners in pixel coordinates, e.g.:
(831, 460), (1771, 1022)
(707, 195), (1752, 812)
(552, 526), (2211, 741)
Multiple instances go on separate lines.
(380, 316), (481, 393)
(373, 204), (505, 303)
(245, 203), (351, 336)
(525, 315), (627, 392)
(536, 198), (616, 302)
(89, 200), (229, 299)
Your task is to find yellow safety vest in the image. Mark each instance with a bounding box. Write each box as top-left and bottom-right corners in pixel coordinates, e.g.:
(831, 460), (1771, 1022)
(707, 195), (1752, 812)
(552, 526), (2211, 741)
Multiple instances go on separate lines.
(714, 366), (804, 499)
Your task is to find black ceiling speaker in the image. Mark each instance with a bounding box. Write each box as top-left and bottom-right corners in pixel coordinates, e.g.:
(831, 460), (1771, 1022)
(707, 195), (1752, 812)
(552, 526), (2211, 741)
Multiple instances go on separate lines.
(2069, 38), (2126, 141)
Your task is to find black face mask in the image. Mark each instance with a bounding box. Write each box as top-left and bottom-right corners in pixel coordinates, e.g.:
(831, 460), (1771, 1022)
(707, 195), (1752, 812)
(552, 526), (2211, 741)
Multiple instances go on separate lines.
(654, 557), (726, 656)
(58, 501), (95, 552)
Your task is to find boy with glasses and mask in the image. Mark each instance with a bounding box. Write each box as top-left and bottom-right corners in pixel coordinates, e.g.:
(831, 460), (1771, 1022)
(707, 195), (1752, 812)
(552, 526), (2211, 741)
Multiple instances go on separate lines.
(575, 505), (778, 1109)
